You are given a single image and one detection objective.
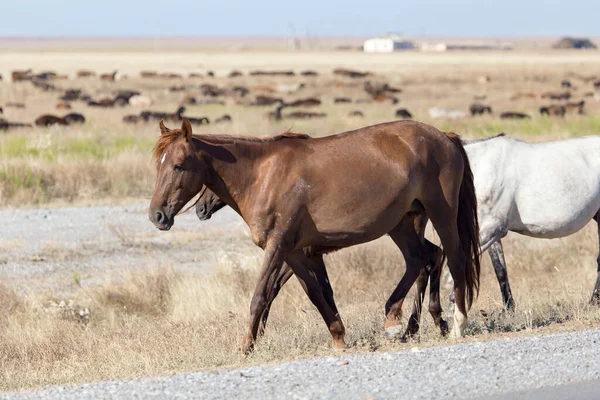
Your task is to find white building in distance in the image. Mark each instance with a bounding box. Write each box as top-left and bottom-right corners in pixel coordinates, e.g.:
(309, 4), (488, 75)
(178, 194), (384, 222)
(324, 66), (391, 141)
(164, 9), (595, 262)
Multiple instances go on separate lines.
(363, 36), (415, 53)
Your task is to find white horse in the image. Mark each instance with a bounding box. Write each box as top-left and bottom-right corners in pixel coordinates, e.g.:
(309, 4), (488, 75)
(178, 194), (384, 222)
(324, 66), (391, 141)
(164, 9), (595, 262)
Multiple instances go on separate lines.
(464, 134), (600, 309)
(404, 134), (600, 338)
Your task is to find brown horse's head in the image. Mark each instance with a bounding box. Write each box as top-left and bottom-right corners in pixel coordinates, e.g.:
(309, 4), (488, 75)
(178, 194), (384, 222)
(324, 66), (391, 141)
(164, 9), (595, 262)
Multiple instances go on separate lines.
(149, 118), (204, 230)
(196, 188), (226, 221)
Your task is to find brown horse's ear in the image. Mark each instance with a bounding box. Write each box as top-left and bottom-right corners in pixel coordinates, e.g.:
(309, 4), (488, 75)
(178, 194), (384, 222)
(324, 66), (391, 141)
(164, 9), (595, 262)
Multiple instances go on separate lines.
(159, 120), (170, 136)
(181, 117), (193, 142)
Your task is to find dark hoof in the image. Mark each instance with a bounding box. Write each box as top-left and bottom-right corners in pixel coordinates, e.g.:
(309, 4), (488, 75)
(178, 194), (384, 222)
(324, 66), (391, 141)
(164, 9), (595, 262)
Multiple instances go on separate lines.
(505, 299), (516, 312)
(439, 319), (449, 337)
(400, 330), (420, 343)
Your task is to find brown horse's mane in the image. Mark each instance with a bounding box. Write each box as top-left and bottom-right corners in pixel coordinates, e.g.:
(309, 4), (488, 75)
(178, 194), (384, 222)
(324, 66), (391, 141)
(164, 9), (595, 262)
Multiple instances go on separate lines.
(152, 127), (311, 163)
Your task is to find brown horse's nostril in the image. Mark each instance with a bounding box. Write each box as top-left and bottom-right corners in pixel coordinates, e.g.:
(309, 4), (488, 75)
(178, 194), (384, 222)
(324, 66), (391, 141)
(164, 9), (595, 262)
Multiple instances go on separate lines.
(199, 206), (205, 214)
(155, 211), (166, 224)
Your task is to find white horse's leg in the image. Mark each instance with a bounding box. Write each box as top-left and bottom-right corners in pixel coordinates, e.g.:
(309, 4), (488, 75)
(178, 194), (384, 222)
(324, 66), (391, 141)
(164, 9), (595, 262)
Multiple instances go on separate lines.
(591, 213), (600, 305)
(488, 240), (515, 310)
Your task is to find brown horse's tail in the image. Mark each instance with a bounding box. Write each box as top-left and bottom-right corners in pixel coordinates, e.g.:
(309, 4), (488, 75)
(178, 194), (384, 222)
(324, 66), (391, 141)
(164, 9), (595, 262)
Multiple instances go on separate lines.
(446, 132), (481, 309)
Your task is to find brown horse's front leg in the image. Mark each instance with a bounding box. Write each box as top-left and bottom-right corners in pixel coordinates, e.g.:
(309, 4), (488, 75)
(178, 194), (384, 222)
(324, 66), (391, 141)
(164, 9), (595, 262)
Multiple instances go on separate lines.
(258, 264), (294, 332)
(241, 244), (285, 354)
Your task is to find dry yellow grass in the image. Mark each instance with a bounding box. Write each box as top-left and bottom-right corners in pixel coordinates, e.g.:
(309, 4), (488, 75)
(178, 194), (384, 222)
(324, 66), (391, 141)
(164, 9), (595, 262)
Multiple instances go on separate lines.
(2, 227), (600, 391)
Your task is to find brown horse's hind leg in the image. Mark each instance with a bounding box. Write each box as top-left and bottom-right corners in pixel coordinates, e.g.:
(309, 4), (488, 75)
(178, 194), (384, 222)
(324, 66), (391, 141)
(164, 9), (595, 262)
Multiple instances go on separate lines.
(403, 241), (448, 341)
(286, 250), (347, 349)
(402, 266), (429, 341)
(312, 254), (340, 316)
(384, 213), (431, 339)
(428, 248), (449, 337)
(424, 204), (469, 338)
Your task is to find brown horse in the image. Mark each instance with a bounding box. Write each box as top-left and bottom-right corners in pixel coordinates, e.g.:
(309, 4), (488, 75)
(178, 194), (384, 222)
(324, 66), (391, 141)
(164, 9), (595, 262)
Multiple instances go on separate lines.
(148, 118), (481, 353)
(195, 188), (448, 341)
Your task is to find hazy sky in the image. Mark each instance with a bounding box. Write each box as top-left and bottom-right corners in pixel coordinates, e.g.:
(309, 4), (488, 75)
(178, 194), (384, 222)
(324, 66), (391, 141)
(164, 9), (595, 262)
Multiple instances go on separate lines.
(3, 0), (599, 37)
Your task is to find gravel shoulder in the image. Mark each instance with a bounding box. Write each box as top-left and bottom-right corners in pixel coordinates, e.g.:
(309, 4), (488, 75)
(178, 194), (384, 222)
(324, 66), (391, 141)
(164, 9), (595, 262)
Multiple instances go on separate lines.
(3, 328), (600, 399)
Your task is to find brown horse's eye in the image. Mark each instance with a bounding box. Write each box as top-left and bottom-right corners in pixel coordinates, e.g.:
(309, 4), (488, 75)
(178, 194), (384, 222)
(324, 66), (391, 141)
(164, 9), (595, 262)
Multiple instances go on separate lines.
(174, 164), (183, 171)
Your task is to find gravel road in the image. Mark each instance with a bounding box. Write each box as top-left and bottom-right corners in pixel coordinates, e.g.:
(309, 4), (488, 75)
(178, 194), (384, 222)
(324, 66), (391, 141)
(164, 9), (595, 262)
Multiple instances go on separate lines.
(0, 203), (250, 294)
(3, 328), (599, 399)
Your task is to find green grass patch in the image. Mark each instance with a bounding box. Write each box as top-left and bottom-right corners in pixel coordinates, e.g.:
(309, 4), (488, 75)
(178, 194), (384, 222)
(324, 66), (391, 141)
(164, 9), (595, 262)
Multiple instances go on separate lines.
(0, 135), (155, 162)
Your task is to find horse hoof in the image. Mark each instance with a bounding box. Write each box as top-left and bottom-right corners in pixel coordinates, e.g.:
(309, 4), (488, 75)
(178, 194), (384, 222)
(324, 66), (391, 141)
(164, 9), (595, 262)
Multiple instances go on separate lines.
(384, 325), (403, 339)
(439, 320), (449, 337)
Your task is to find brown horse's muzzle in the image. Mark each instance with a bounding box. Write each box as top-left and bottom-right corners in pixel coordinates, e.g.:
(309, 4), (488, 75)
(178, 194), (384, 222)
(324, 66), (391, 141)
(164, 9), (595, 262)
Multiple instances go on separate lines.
(149, 207), (174, 231)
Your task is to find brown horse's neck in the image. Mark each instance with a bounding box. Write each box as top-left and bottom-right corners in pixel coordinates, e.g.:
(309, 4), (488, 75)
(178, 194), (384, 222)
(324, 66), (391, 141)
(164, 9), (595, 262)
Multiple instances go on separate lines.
(192, 135), (270, 218)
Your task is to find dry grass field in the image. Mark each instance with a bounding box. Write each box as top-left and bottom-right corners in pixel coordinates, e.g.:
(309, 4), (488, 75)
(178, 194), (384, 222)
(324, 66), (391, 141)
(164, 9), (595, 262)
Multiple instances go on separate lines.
(1, 41), (600, 391)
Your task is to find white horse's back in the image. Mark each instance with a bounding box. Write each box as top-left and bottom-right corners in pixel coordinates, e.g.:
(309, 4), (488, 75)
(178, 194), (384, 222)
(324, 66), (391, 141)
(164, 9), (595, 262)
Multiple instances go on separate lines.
(467, 135), (600, 241)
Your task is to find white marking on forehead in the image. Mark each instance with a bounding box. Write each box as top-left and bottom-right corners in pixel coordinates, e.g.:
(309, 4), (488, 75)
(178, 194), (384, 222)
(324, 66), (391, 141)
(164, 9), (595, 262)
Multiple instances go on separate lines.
(161, 152), (167, 164)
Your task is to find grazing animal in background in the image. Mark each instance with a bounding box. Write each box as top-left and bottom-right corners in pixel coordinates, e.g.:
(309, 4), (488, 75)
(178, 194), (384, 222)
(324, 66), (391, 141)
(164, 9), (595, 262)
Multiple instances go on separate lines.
(469, 103), (493, 116)
(252, 95), (284, 106)
(122, 115), (140, 124)
(206, 71), (215, 77)
(60, 89), (84, 101)
(149, 118), (481, 352)
(565, 100), (585, 114)
(364, 81), (402, 97)
(0, 118), (32, 130)
(561, 80), (572, 88)
(373, 93), (399, 104)
(349, 110), (364, 117)
(510, 92), (537, 100)
(35, 114), (69, 127)
(269, 105), (326, 120)
(287, 98), (321, 107)
(11, 69), (33, 82)
(56, 102), (72, 110)
(231, 86), (250, 97)
(76, 70), (96, 78)
(540, 105), (566, 117)
(540, 91), (571, 101)
(63, 113), (85, 124)
(215, 114), (232, 123)
(100, 70), (118, 81)
(249, 70), (295, 76)
(500, 112), (530, 120)
(333, 68), (370, 78)
(31, 80), (58, 91)
(185, 116), (210, 125)
(87, 98), (116, 108)
(334, 97), (352, 104)
(159, 72), (183, 79)
(140, 106), (186, 122)
(395, 108), (413, 119)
